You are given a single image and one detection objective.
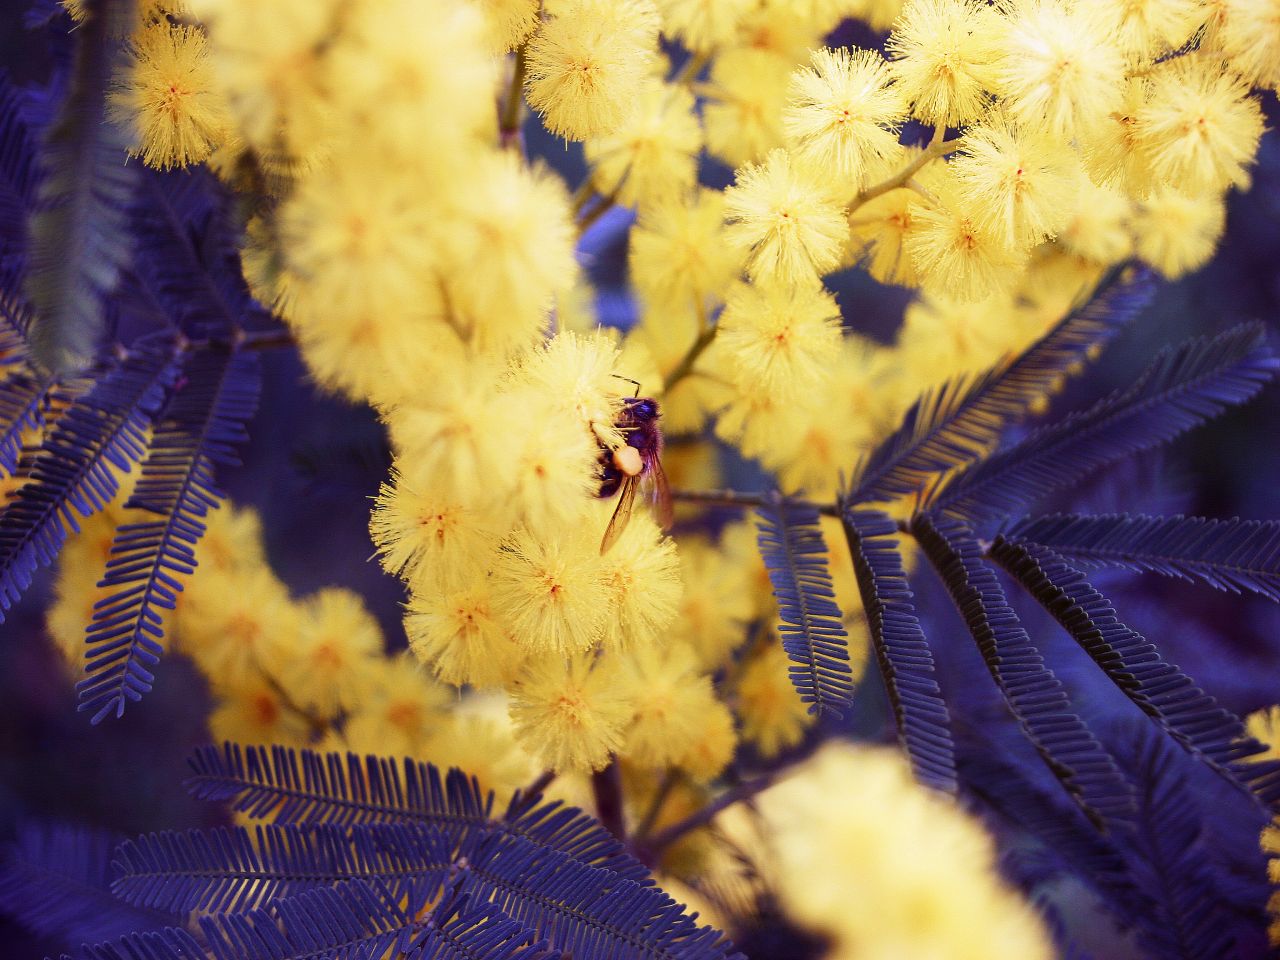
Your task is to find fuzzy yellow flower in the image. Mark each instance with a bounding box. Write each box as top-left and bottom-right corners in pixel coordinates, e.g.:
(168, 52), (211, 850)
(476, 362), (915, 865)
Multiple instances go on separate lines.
(715, 279), (844, 402)
(1131, 188), (1226, 278)
(995, 0), (1126, 139)
(617, 645), (714, 767)
(369, 463), (498, 595)
(724, 149), (848, 286)
(669, 537), (755, 669)
(597, 512), (683, 648)
(783, 48), (907, 188)
(406, 581), (529, 689)
(209, 680), (313, 749)
(655, 0), (755, 51)
(440, 155), (578, 356)
(887, 0), (1000, 126)
(271, 588), (383, 716)
(342, 655), (452, 758)
(474, 0), (542, 51)
(585, 82), (702, 211)
(509, 330), (628, 449)
(735, 640), (813, 757)
(906, 169), (1026, 301)
(509, 654), (634, 772)
(490, 526), (607, 654)
(1135, 56), (1263, 193)
(1212, 0), (1280, 90)
(949, 119), (1077, 248)
(111, 22), (230, 170)
(184, 568), (298, 693)
(629, 189), (744, 313)
(525, 0), (660, 140)
(703, 48), (791, 168)
(1057, 175), (1134, 265)
(675, 691), (736, 782)
(1079, 0), (1204, 61)
(756, 742), (1053, 960)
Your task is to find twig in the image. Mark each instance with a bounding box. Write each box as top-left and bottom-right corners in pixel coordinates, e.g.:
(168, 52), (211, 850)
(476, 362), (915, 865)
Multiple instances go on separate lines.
(672, 488), (839, 517)
(661, 319), (718, 393)
(848, 135), (965, 213)
(632, 768), (681, 843)
(576, 192), (618, 236)
(591, 761), (627, 841)
(671, 50), (710, 86)
(499, 44), (528, 150)
(639, 772), (778, 861)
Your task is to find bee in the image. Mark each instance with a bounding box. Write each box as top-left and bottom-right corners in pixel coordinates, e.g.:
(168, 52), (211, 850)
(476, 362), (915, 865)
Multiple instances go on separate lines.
(597, 379), (673, 554)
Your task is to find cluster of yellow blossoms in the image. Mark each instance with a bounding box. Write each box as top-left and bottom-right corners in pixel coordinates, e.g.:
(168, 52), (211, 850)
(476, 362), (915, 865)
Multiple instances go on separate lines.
(49, 0), (1280, 953)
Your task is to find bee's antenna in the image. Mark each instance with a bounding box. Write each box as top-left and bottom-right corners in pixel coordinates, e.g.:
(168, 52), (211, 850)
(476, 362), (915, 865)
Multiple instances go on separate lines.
(610, 373), (642, 398)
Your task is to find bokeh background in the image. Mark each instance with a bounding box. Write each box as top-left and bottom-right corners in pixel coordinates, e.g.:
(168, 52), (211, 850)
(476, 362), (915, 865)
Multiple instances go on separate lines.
(2, 2), (1279, 956)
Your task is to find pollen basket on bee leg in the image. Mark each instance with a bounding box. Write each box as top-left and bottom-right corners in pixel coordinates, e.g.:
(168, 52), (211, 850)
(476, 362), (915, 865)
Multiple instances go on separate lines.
(612, 445), (644, 477)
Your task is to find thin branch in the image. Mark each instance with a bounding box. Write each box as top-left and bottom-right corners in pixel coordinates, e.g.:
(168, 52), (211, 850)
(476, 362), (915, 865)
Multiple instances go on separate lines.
(639, 772), (778, 862)
(499, 44), (528, 151)
(670, 50), (710, 86)
(848, 135), (965, 213)
(672, 488), (839, 517)
(631, 768), (680, 844)
(576, 191), (618, 237)
(591, 761), (627, 841)
(661, 319), (718, 393)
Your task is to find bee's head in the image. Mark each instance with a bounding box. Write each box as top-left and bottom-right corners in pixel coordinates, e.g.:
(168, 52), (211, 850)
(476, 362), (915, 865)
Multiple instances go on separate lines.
(629, 398), (659, 420)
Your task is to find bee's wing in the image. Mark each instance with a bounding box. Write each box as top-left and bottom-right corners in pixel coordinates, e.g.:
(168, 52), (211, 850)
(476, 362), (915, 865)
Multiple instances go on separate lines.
(600, 474), (639, 554)
(645, 450), (674, 532)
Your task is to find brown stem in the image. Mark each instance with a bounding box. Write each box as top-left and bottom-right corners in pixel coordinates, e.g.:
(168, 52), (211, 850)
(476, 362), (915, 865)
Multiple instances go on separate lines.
(638, 772), (778, 864)
(672, 488), (839, 517)
(671, 50), (710, 85)
(661, 321), (718, 393)
(591, 761), (627, 841)
(499, 44), (528, 150)
(849, 135), (965, 213)
(632, 768), (680, 843)
(576, 192), (618, 236)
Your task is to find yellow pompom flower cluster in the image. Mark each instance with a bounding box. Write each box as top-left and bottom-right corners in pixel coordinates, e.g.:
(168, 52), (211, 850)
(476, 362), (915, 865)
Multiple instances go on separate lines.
(86, 0), (1277, 949)
(754, 742), (1055, 960)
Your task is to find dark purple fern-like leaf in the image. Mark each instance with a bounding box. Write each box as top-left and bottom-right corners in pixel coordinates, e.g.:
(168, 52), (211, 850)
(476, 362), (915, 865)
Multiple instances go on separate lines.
(183, 744), (649, 883)
(929, 324), (1277, 525)
(913, 512), (1137, 826)
(77, 346), (260, 722)
(841, 507), (956, 791)
(848, 264), (1156, 504)
(989, 535), (1280, 813)
(0, 345), (177, 621)
(755, 496), (854, 717)
(111, 822), (452, 917)
(1005, 512), (1280, 604)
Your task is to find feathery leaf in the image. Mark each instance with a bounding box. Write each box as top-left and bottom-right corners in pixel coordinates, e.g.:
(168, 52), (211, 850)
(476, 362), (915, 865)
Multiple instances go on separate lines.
(58, 928), (206, 960)
(1006, 512), (1280, 604)
(841, 507), (956, 791)
(197, 880), (551, 960)
(0, 366), (50, 475)
(0, 820), (174, 950)
(0, 75), (43, 258)
(0, 345), (178, 620)
(848, 264), (1156, 504)
(111, 823), (452, 917)
(989, 535), (1280, 812)
(129, 168), (262, 337)
(183, 744), (648, 882)
(1117, 728), (1240, 959)
(24, 3), (136, 374)
(913, 512), (1137, 825)
(930, 324), (1278, 524)
(78, 347), (260, 722)
(459, 831), (743, 960)
(755, 496), (854, 717)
